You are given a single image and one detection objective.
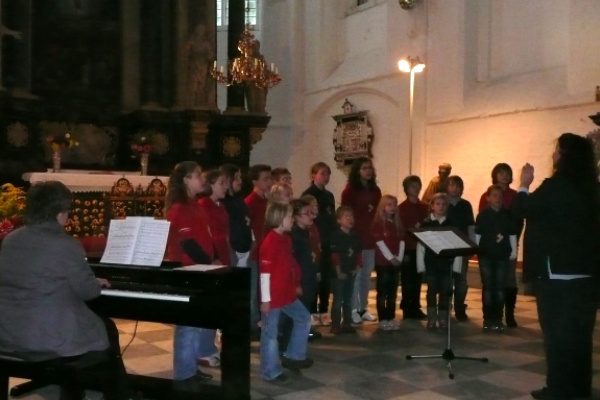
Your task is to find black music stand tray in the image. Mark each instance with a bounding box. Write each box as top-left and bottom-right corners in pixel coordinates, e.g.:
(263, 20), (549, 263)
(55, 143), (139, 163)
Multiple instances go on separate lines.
(405, 227), (488, 379)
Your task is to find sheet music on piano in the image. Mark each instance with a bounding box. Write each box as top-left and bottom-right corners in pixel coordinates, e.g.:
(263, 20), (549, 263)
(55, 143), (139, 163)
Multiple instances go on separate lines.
(174, 264), (227, 272)
(100, 217), (170, 267)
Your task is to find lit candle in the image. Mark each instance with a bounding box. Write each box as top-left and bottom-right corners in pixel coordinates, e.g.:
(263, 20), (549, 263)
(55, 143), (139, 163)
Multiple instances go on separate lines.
(220, 65), (224, 73)
(213, 61), (217, 70)
(270, 63), (275, 71)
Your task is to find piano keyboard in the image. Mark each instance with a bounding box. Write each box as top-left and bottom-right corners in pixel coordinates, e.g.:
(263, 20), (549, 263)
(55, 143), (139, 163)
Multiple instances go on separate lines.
(101, 289), (190, 302)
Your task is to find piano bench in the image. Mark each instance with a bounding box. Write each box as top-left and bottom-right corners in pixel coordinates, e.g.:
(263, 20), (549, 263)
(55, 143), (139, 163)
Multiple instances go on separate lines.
(0, 350), (110, 400)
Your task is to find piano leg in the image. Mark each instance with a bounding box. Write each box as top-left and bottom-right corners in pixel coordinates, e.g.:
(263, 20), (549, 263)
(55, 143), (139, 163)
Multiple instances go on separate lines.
(220, 305), (251, 399)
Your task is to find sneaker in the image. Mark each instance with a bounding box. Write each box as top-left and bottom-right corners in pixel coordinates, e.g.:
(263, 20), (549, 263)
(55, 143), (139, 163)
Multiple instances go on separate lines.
(492, 321), (506, 332)
(386, 320), (400, 330)
(378, 320), (389, 330)
(281, 356), (314, 369)
(320, 313), (332, 326)
(330, 325), (342, 335)
(482, 320), (493, 333)
(341, 325), (357, 334)
(308, 329), (322, 341)
(351, 309), (363, 324)
(361, 310), (377, 322)
(198, 352), (220, 368)
(414, 309), (428, 320)
(267, 373), (290, 384)
(455, 310), (469, 322)
(311, 314), (321, 326)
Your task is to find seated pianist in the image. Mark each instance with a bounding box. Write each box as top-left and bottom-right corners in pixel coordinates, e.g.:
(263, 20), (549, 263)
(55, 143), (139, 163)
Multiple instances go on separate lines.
(0, 181), (130, 400)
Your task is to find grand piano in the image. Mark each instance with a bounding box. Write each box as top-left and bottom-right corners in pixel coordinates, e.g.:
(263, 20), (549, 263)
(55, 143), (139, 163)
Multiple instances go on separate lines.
(88, 259), (251, 400)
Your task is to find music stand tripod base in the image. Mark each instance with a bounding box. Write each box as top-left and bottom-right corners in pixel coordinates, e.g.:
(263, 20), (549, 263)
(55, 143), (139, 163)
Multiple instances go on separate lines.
(405, 257), (488, 379)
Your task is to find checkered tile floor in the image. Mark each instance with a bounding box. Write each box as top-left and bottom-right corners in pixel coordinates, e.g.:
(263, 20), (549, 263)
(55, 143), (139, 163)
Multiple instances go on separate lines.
(9, 288), (600, 399)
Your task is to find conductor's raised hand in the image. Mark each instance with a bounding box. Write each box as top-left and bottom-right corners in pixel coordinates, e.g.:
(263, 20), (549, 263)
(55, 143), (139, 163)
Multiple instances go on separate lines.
(520, 163), (534, 188)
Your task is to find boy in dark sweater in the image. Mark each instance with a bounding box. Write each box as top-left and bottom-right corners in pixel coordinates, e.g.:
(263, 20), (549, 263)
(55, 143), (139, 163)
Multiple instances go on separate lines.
(417, 193), (463, 329)
(446, 176), (475, 322)
(475, 185), (517, 332)
(329, 206), (362, 334)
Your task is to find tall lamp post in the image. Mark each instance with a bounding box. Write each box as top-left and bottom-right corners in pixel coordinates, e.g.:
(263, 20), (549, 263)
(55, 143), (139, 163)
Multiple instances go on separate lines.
(398, 56), (425, 175)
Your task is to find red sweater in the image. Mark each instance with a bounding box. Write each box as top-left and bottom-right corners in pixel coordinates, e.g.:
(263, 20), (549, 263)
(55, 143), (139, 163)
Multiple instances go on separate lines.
(198, 197), (231, 266)
(259, 230), (301, 308)
(341, 184), (382, 249)
(372, 217), (404, 266)
(245, 191), (268, 261)
(398, 199), (429, 250)
(166, 200), (214, 266)
(478, 187), (517, 212)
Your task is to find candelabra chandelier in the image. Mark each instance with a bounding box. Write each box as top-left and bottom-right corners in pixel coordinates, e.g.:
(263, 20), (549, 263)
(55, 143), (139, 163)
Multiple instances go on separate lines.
(211, 21), (282, 89)
(399, 0), (421, 10)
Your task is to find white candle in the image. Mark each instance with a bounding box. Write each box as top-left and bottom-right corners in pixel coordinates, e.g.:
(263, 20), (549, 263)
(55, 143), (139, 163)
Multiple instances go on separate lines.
(270, 63), (274, 71)
(213, 61), (217, 69)
(220, 65), (224, 73)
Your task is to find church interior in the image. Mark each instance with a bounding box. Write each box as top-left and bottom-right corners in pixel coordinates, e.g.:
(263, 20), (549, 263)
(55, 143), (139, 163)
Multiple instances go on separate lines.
(1, 0), (600, 399)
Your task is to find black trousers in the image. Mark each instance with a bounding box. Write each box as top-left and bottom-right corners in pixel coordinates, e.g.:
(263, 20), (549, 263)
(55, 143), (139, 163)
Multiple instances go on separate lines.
(312, 245), (332, 313)
(61, 317), (130, 400)
(535, 278), (597, 399)
(375, 265), (400, 320)
(399, 250), (423, 312)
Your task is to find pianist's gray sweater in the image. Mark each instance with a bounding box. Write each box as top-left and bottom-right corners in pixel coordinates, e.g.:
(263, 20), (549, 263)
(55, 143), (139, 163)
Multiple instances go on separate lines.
(0, 221), (109, 358)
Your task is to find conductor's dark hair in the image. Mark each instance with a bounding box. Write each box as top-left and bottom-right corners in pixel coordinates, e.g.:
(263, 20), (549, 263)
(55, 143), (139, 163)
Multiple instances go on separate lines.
(25, 181), (72, 225)
(347, 157), (377, 190)
(491, 163), (513, 185)
(554, 133), (600, 219)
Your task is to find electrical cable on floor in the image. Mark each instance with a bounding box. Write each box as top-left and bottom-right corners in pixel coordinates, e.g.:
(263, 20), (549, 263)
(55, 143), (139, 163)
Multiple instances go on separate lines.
(120, 321), (139, 356)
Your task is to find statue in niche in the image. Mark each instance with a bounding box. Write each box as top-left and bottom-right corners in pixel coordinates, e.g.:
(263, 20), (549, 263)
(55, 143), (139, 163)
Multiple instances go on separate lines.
(184, 24), (215, 109)
(245, 40), (268, 114)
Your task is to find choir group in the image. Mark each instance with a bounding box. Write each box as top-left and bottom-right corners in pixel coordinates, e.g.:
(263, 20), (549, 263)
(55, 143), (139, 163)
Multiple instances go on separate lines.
(163, 156), (524, 384)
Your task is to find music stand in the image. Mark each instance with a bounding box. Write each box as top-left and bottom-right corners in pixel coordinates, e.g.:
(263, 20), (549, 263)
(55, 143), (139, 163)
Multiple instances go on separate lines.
(405, 227), (488, 379)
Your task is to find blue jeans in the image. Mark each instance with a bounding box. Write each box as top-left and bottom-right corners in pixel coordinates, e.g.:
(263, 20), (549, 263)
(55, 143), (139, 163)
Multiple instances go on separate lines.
(173, 326), (218, 380)
(332, 275), (356, 326)
(248, 260), (260, 330)
(352, 249), (375, 311)
(260, 299), (310, 380)
(479, 257), (509, 321)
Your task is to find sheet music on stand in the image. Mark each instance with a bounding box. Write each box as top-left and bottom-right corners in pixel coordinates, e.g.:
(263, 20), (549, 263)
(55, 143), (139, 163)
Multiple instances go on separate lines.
(409, 226), (480, 258)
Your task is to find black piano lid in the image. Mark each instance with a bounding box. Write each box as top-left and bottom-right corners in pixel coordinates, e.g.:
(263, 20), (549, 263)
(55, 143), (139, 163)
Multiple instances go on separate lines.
(86, 257), (182, 270)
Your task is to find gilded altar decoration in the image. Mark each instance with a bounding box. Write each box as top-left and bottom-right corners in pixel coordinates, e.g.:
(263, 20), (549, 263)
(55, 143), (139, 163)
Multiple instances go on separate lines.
(222, 136), (242, 158)
(6, 122), (29, 148)
(65, 197), (107, 238)
(332, 102), (374, 167)
(108, 178), (166, 220)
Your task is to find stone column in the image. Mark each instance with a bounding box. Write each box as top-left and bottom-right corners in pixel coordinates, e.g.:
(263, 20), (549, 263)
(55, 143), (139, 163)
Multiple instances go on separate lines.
(122, 0), (141, 111)
(173, 0), (188, 109)
(224, 0), (246, 114)
(140, 0), (162, 108)
(11, 0), (33, 97)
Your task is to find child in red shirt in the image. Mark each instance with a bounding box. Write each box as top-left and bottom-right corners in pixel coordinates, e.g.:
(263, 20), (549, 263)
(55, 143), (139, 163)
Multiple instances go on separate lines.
(259, 202), (312, 383)
(341, 157), (381, 323)
(397, 175), (429, 320)
(165, 161), (216, 383)
(373, 195), (405, 330)
(198, 170), (232, 266)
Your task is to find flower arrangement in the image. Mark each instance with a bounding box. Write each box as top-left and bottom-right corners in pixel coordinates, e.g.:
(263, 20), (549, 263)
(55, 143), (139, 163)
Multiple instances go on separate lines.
(130, 130), (169, 158)
(0, 184), (26, 240)
(46, 132), (79, 152)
